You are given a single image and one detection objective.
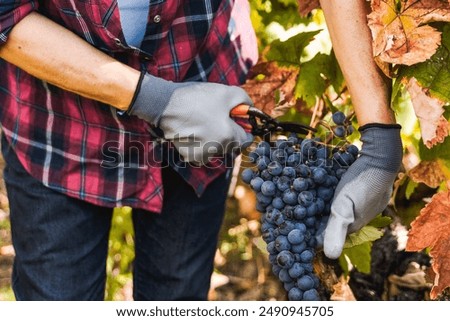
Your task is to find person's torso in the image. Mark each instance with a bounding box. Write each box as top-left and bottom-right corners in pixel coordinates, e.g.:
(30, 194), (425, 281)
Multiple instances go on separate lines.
(0, 0), (257, 212)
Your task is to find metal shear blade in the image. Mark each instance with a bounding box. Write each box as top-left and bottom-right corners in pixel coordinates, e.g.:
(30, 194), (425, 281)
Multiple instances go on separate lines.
(232, 105), (316, 137)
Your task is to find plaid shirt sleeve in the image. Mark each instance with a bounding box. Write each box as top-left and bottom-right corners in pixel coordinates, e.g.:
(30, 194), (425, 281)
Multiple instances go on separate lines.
(0, 0), (39, 43)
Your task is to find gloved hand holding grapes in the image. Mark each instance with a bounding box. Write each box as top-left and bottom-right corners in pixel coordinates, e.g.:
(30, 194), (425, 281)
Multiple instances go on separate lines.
(323, 123), (403, 259)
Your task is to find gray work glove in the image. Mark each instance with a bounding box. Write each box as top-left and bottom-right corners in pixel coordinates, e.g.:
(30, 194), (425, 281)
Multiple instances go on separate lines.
(324, 124), (403, 259)
(127, 72), (253, 164)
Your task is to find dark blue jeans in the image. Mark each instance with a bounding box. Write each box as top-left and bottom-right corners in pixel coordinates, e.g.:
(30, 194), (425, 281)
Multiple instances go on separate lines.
(2, 136), (229, 300)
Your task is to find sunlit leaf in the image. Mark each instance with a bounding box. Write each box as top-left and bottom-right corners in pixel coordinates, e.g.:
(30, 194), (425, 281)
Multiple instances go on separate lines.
(241, 61), (299, 116)
(344, 226), (384, 248)
(295, 53), (335, 107)
(266, 30), (322, 67)
(342, 242), (372, 274)
(368, 214), (393, 228)
(404, 77), (448, 148)
(368, 0), (450, 65)
(398, 24), (450, 103)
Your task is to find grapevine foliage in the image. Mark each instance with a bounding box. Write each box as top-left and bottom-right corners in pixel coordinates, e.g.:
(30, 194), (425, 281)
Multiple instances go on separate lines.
(245, 0), (450, 299)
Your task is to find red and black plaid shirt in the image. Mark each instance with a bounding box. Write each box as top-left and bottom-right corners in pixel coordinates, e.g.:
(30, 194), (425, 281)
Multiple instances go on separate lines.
(0, 0), (257, 212)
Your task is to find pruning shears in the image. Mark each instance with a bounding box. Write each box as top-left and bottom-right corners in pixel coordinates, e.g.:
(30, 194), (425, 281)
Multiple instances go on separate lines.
(231, 104), (316, 138)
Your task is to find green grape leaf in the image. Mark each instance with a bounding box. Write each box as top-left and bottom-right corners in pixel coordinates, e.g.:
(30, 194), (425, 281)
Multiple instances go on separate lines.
(257, 0), (312, 30)
(295, 53), (333, 106)
(329, 50), (345, 94)
(343, 225), (384, 248)
(397, 201), (426, 228)
(419, 135), (450, 161)
(406, 180), (419, 200)
(391, 76), (404, 106)
(341, 242), (372, 274)
(278, 0), (298, 6)
(368, 214), (392, 229)
(397, 24), (450, 103)
(266, 30), (321, 67)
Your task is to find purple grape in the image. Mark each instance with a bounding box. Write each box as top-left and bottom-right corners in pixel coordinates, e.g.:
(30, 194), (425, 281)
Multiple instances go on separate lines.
(333, 125), (346, 138)
(332, 111), (346, 125)
(297, 275), (315, 291)
(250, 177), (264, 192)
(287, 229), (305, 245)
(277, 250), (295, 269)
(288, 262), (306, 279)
(303, 289), (320, 301)
(241, 168), (255, 184)
(288, 287), (304, 300)
(268, 161), (283, 176)
(261, 180), (277, 196)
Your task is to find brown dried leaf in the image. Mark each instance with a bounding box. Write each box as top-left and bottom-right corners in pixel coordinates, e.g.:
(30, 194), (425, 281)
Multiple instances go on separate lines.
(406, 190), (450, 298)
(388, 262), (432, 290)
(427, 117), (450, 148)
(368, 0), (450, 65)
(409, 160), (446, 188)
(297, 0), (320, 17)
(374, 55), (395, 78)
(330, 276), (356, 301)
(404, 77), (448, 148)
(241, 61), (299, 117)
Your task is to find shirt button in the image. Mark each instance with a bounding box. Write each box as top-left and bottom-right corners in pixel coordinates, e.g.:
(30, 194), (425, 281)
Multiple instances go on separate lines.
(153, 15), (161, 23)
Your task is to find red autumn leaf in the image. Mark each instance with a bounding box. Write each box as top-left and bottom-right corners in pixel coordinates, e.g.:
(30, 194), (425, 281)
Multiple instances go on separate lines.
(409, 160), (446, 188)
(297, 0), (320, 17)
(241, 61), (299, 117)
(404, 77), (448, 148)
(406, 190), (450, 299)
(368, 0), (450, 65)
(429, 237), (450, 298)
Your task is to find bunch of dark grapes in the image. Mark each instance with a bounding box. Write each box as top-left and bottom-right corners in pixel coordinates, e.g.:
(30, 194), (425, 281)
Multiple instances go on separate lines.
(241, 112), (358, 301)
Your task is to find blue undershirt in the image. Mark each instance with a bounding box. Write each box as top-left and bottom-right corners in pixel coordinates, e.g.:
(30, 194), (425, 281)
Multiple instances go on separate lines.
(117, 0), (150, 48)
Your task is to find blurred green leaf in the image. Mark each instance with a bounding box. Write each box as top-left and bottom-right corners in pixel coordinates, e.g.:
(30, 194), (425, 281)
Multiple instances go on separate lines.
(329, 50), (345, 94)
(105, 207), (135, 301)
(419, 135), (450, 160)
(397, 201), (426, 228)
(266, 30), (322, 67)
(253, 236), (268, 254)
(255, 0), (312, 31)
(406, 180), (419, 200)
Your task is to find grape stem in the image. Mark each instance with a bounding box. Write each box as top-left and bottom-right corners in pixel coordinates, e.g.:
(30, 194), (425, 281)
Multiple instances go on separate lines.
(344, 111), (355, 125)
(309, 98), (324, 130)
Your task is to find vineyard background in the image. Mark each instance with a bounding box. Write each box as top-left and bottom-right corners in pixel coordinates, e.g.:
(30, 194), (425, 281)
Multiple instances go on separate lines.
(1, 0), (450, 300)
